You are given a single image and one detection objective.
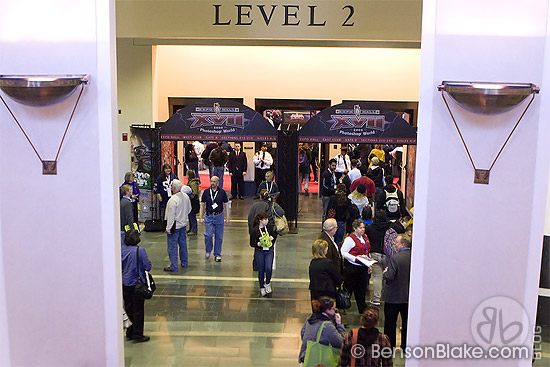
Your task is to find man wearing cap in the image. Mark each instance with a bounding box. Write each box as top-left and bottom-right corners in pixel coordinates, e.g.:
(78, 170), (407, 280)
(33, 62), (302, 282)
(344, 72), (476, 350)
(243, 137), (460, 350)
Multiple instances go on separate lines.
(200, 176), (230, 262)
(164, 180), (192, 272)
(333, 146), (351, 182)
(253, 144), (273, 192)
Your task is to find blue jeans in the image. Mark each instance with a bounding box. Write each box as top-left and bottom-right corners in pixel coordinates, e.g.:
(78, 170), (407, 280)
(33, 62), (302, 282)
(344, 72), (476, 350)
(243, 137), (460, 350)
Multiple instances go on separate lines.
(335, 221), (345, 246)
(204, 212), (224, 257)
(254, 247), (274, 288)
(167, 226), (187, 270)
(188, 212), (197, 233)
(212, 166), (225, 189)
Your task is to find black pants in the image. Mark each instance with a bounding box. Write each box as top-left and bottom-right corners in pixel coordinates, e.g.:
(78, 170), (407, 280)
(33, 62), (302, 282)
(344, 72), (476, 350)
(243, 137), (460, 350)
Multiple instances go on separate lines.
(343, 264), (370, 314)
(384, 302), (408, 349)
(132, 201), (139, 223)
(231, 169), (245, 198)
(123, 285), (145, 339)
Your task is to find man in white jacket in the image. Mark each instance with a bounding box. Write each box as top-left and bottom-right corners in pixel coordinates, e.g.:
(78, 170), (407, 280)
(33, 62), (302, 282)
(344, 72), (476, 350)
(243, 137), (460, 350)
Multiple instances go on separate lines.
(164, 179), (192, 272)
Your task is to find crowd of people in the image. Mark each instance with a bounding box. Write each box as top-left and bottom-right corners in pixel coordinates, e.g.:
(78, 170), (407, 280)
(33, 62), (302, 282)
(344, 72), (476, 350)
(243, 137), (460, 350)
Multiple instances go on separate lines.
(119, 141), (412, 367)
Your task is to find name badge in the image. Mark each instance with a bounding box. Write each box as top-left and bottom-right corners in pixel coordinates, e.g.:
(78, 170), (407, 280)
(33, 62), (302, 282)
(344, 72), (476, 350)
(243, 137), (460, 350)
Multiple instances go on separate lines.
(262, 247), (270, 251)
(212, 203), (218, 209)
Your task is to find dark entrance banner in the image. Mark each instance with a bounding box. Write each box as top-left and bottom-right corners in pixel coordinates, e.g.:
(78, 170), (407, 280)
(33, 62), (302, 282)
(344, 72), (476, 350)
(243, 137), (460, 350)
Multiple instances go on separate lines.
(299, 102), (417, 144)
(160, 99), (276, 141)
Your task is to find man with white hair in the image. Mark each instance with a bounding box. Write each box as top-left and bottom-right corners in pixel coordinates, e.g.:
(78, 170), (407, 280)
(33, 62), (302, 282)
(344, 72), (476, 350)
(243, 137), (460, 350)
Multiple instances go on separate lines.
(318, 218), (342, 275)
(164, 179), (192, 272)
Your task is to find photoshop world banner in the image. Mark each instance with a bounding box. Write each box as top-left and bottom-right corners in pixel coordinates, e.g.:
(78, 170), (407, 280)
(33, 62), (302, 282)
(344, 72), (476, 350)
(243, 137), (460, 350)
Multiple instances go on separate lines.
(161, 100), (276, 142)
(299, 102), (417, 144)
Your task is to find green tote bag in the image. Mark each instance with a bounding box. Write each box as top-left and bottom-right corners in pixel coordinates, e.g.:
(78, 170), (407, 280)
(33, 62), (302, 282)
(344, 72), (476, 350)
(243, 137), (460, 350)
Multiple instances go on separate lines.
(303, 321), (341, 367)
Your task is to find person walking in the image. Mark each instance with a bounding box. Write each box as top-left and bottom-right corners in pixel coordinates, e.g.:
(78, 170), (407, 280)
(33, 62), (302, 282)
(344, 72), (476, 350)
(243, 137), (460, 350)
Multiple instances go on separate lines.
(164, 180), (191, 272)
(121, 230), (152, 343)
(318, 218), (343, 276)
(200, 176), (230, 262)
(341, 219), (372, 314)
(383, 234), (412, 350)
(120, 184), (135, 245)
(333, 146), (351, 182)
(184, 143), (199, 177)
(209, 142), (228, 190)
(186, 170), (200, 236)
(228, 142), (247, 200)
(298, 143), (312, 195)
(250, 211), (276, 297)
(299, 297), (345, 366)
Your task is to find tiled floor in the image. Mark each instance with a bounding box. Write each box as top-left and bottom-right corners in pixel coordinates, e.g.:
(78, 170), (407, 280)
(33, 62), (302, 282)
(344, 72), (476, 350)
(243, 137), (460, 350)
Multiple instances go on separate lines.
(125, 194), (549, 366)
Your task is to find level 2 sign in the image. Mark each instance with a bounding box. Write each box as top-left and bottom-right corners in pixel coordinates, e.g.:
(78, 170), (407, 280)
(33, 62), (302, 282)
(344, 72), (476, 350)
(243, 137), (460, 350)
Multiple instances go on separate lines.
(213, 4), (355, 27)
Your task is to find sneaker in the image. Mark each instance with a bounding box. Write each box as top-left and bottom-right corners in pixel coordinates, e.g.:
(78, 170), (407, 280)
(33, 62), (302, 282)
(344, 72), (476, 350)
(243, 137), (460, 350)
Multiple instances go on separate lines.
(215, 256), (222, 262)
(164, 266), (175, 272)
(264, 283), (272, 294)
(370, 300), (381, 306)
(205, 252), (211, 259)
(260, 288), (266, 297)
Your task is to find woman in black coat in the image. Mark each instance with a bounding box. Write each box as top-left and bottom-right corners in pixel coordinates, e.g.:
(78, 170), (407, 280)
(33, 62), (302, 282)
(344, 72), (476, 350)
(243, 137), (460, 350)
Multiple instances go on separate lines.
(309, 239), (344, 301)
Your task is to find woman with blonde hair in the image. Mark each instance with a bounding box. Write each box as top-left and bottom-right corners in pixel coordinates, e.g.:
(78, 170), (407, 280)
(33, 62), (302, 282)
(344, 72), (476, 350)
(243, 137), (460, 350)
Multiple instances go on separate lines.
(309, 239), (344, 301)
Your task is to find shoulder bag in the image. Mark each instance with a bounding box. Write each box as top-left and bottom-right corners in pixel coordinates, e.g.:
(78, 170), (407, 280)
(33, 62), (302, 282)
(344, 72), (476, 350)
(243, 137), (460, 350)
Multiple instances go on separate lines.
(134, 246), (156, 300)
(271, 202), (289, 235)
(303, 321), (341, 367)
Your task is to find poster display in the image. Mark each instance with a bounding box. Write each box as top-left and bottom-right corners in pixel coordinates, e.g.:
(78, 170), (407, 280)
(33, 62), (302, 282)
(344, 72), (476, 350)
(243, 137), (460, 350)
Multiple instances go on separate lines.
(130, 126), (156, 222)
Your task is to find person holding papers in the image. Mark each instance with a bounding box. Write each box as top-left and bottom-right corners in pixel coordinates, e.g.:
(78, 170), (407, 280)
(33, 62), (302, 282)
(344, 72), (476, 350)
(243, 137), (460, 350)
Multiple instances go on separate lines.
(341, 219), (374, 314)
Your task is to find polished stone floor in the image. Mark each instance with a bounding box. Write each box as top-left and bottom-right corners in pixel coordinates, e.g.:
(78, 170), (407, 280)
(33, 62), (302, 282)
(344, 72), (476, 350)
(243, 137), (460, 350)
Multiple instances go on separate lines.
(124, 194), (549, 366)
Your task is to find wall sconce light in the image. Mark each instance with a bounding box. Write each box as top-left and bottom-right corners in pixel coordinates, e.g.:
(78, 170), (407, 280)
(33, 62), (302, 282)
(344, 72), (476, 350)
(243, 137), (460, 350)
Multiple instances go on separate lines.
(0, 75), (88, 175)
(438, 81), (539, 184)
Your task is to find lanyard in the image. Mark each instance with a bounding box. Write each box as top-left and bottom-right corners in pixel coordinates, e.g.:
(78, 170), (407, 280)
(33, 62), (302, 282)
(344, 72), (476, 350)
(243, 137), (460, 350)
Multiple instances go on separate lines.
(210, 189), (218, 203)
(259, 227), (269, 237)
(266, 182), (272, 192)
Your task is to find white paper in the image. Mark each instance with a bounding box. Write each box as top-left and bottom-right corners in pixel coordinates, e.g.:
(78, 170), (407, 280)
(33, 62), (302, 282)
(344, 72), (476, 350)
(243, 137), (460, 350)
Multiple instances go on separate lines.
(356, 256), (377, 267)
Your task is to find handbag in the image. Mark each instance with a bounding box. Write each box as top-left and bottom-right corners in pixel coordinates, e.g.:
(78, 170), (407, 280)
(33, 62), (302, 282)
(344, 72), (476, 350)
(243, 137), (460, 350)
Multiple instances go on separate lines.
(336, 286), (351, 310)
(303, 321), (340, 367)
(327, 207), (336, 219)
(134, 247), (156, 300)
(271, 203), (289, 235)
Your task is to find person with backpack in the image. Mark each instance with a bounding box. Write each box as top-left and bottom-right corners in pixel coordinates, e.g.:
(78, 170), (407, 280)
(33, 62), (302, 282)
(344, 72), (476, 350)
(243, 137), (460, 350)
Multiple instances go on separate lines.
(376, 175), (407, 221)
(201, 141), (218, 177)
(209, 142), (228, 190)
(298, 143), (312, 195)
(365, 210), (405, 306)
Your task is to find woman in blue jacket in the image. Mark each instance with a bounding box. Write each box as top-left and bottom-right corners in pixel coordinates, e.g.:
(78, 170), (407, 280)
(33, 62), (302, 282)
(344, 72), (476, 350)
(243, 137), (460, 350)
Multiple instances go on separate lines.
(121, 234), (152, 343)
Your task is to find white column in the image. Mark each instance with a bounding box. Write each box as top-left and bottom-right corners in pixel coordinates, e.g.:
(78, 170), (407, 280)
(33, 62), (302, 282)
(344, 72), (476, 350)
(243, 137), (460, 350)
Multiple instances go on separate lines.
(0, 0), (122, 365)
(409, 1), (550, 366)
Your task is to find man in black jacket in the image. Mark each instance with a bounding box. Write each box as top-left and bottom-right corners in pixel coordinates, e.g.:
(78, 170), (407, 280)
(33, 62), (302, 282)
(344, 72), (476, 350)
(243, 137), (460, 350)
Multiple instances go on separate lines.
(228, 142), (247, 200)
(120, 185), (135, 244)
(209, 142), (228, 190)
(382, 234), (412, 349)
(320, 159), (337, 222)
(318, 218), (342, 275)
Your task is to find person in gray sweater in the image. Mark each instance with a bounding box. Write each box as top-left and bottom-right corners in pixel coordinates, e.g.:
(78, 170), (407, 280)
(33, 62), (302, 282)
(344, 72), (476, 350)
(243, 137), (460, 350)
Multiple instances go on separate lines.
(299, 297), (346, 364)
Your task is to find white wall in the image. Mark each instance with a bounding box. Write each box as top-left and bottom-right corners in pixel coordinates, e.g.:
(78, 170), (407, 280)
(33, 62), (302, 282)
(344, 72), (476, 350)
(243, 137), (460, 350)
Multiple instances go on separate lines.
(153, 45), (421, 121)
(409, 1), (550, 366)
(117, 38), (154, 182)
(0, 0), (122, 365)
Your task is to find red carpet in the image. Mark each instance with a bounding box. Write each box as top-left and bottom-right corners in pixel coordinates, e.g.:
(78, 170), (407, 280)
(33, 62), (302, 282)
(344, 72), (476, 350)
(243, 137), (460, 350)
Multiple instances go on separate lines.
(195, 173), (319, 194)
